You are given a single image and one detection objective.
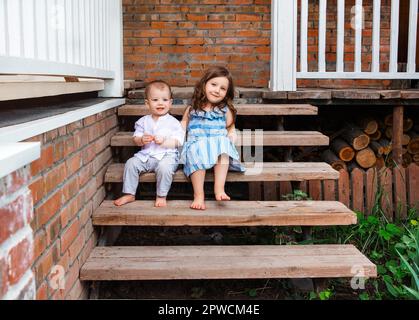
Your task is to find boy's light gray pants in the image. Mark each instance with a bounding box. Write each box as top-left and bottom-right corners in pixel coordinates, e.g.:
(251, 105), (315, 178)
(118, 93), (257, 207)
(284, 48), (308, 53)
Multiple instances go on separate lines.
(122, 153), (179, 197)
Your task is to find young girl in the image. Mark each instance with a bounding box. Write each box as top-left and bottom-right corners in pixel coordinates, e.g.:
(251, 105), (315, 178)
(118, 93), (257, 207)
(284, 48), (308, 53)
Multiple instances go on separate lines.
(180, 66), (245, 210)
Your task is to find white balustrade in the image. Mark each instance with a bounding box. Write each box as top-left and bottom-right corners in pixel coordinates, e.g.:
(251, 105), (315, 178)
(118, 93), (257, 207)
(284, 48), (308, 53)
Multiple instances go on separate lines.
(0, 0), (123, 97)
(271, 0), (419, 89)
(296, 0), (419, 80)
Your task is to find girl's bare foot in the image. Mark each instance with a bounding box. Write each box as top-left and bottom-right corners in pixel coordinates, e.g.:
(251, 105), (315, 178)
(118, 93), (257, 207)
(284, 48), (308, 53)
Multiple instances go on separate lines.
(190, 194), (206, 210)
(155, 196), (167, 207)
(215, 191), (231, 201)
(114, 194), (135, 206)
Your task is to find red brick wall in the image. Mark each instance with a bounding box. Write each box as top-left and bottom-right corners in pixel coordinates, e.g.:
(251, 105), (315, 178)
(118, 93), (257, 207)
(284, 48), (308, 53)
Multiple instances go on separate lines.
(0, 168), (35, 300)
(16, 108), (118, 300)
(123, 0), (271, 87)
(123, 0), (403, 89)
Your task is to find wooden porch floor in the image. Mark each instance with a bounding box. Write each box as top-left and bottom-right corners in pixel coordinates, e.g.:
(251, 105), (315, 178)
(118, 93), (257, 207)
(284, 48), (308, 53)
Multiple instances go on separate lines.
(126, 85), (419, 105)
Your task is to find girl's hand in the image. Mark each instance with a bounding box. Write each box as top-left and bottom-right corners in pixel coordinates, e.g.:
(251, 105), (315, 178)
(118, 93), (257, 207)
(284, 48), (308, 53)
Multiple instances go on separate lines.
(227, 130), (237, 144)
(141, 134), (154, 145)
(154, 135), (165, 145)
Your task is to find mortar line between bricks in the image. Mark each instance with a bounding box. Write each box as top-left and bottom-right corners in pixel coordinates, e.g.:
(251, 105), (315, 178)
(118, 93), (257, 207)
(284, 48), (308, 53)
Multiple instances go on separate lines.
(31, 134), (117, 211)
(28, 124), (117, 187)
(0, 225), (33, 259)
(32, 150), (111, 239)
(0, 183), (30, 209)
(2, 269), (35, 300)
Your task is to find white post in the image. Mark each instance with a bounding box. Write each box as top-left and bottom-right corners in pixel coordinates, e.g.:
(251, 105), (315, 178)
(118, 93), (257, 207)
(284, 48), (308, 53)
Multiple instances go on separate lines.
(269, 0), (297, 91)
(99, 0), (123, 98)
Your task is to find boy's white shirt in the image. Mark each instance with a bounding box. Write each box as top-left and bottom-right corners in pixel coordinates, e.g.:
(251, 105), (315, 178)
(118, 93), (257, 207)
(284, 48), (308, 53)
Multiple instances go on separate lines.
(133, 113), (185, 162)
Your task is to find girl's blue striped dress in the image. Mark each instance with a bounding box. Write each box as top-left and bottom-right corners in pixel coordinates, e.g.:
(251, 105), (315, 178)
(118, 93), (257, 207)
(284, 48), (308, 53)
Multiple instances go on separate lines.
(181, 105), (245, 177)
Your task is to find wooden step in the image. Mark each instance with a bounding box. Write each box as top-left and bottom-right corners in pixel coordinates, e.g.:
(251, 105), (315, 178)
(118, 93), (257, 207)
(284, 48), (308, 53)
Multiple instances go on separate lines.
(118, 104), (318, 116)
(80, 244), (377, 280)
(105, 162), (340, 183)
(93, 200), (357, 226)
(111, 131), (329, 147)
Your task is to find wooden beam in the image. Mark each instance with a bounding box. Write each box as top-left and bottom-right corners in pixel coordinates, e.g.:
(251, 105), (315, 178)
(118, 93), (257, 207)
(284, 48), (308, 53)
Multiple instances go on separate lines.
(392, 105), (404, 166)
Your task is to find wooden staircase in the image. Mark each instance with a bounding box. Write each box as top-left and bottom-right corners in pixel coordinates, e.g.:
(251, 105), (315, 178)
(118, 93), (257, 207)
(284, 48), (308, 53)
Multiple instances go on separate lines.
(80, 100), (377, 296)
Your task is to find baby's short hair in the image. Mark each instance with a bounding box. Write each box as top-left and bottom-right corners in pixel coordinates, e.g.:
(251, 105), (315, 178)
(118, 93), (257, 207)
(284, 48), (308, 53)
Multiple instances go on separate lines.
(145, 80), (172, 99)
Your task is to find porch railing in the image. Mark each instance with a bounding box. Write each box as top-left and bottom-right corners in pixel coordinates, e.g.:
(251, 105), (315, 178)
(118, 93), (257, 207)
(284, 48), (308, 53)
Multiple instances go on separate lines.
(270, 0), (419, 91)
(0, 0), (123, 97)
(298, 0), (419, 79)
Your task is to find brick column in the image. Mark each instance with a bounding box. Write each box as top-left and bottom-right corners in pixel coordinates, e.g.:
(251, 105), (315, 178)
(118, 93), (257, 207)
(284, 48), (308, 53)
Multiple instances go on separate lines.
(0, 167), (36, 300)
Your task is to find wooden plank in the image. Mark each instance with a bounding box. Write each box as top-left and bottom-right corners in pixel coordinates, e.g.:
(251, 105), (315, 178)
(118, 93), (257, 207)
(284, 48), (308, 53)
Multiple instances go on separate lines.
(336, 0), (345, 72)
(7, 0), (21, 57)
(22, 0), (35, 59)
(80, 244), (377, 280)
(338, 169), (350, 208)
(393, 166), (407, 219)
(263, 182), (278, 200)
(379, 90), (401, 99)
(124, 80), (145, 90)
(407, 0), (418, 73)
(308, 180), (322, 200)
(380, 167), (393, 221)
(407, 163), (419, 210)
(111, 131), (329, 147)
(172, 87), (195, 99)
(389, 0), (400, 73)
(351, 168), (365, 213)
(79, 0), (86, 66)
(118, 104), (318, 116)
(300, 0), (308, 73)
(400, 90), (419, 99)
(248, 182), (262, 200)
(100, 0), (124, 97)
(318, 0), (327, 72)
(105, 162), (340, 183)
(279, 181), (293, 199)
(371, 0), (381, 73)
(354, 0), (363, 73)
(0, 80), (104, 101)
(299, 180), (308, 193)
(237, 87), (269, 98)
(323, 179), (336, 201)
(392, 106), (403, 165)
(0, 0), (7, 56)
(365, 167), (378, 215)
(93, 200), (357, 226)
(287, 90), (331, 100)
(269, 0), (297, 91)
(332, 90), (381, 99)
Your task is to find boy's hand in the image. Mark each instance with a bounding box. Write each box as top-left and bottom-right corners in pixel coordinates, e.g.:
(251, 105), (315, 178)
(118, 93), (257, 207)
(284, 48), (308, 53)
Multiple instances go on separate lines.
(141, 134), (154, 145)
(154, 135), (165, 145)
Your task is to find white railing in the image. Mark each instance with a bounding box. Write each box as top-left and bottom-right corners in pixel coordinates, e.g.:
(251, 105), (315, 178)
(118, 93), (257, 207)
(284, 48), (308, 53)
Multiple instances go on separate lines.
(270, 0), (297, 91)
(297, 0), (419, 79)
(270, 0), (419, 91)
(0, 0), (123, 97)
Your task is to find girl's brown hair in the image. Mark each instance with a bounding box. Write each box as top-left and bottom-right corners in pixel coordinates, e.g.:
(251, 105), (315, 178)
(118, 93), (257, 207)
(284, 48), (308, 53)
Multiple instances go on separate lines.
(191, 66), (237, 117)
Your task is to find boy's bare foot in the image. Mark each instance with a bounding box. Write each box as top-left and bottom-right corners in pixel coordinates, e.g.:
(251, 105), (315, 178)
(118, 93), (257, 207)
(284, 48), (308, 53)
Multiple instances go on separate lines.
(190, 194), (206, 210)
(155, 196), (167, 207)
(114, 194), (135, 206)
(215, 191), (231, 201)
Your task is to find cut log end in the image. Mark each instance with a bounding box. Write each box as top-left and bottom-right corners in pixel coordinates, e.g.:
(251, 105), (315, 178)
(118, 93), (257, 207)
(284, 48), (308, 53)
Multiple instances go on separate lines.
(355, 148), (377, 169)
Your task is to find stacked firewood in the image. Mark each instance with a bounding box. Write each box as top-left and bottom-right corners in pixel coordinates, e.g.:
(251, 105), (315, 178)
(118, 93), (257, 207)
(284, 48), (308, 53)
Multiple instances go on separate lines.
(321, 115), (419, 171)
